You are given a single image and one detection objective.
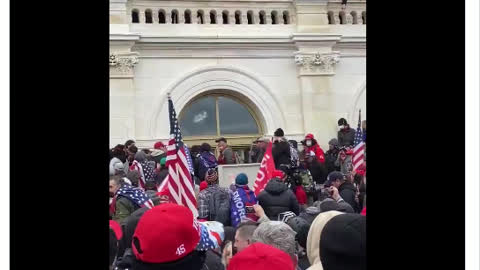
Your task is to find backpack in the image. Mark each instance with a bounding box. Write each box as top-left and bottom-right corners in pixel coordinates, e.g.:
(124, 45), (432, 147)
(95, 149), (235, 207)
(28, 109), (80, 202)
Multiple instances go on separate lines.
(208, 188), (231, 226)
(298, 169), (314, 194)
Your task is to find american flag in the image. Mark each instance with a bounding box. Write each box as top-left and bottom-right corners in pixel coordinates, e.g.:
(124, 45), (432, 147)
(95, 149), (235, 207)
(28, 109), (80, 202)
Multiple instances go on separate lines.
(352, 110), (365, 171)
(157, 96), (198, 217)
(129, 160), (146, 190)
(113, 184), (154, 211)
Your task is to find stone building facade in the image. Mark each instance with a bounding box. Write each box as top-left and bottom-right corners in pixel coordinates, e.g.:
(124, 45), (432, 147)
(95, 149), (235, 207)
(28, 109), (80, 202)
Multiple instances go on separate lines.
(110, 0), (366, 153)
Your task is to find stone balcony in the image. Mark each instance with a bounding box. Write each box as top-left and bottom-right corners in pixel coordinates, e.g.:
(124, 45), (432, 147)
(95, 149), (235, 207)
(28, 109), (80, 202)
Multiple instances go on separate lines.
(123, 0), (365, 26)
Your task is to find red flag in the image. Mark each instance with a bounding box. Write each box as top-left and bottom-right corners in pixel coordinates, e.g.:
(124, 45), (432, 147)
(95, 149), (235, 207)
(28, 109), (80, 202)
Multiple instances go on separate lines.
(253, 141), (275, 196)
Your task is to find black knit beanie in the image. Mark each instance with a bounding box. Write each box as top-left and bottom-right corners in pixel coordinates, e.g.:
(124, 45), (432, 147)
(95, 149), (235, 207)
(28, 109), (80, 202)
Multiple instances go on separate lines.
(274, 128), (284, 137)
(320, 214), (366, 270)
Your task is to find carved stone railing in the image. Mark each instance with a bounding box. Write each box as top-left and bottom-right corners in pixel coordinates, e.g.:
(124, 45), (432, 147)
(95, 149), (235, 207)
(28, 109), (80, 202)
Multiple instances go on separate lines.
(327, 1), (366, 24)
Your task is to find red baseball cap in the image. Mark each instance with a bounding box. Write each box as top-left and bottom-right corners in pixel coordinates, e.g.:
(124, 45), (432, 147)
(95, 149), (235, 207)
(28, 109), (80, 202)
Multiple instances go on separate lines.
(132, 203), (201, 263)
(153, 141), (165, 149)
(227, 242), (294, 270)
(272, 170), (285, 180)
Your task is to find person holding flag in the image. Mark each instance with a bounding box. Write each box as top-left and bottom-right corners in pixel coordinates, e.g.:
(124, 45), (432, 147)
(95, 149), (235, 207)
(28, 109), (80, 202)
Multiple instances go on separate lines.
(156, 93), (198, 217)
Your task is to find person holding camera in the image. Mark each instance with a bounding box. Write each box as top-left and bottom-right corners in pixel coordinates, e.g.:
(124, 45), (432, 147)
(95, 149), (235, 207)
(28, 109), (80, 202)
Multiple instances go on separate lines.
(324, 171), (360, 213)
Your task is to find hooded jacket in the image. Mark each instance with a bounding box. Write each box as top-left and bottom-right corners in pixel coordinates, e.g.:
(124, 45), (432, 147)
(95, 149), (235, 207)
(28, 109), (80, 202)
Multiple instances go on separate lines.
(272, 140), (291, 169)
(338, 182), (359, 213)
(257, 178), (300, 220)
(302, 134), (325, 164)
(337, 127), (356, 147)
(306, 211), (344, 270)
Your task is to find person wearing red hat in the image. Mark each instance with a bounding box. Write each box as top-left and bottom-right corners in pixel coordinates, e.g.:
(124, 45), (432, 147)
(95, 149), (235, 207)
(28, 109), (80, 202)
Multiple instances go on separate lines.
(131, 203), (206, 270)
(301, 134), (325, 164)
(199, 181), (208, 192)
(227, 242), (294, 270)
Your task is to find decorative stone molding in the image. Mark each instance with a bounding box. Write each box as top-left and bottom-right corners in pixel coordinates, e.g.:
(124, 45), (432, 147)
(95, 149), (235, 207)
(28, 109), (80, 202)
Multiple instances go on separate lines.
(110, 52), (139, 77)
(294, 51), (340, 75)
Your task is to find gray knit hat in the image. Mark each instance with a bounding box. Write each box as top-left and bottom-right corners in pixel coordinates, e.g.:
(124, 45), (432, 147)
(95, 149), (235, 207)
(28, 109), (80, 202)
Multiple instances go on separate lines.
(328, 138), (339, 147)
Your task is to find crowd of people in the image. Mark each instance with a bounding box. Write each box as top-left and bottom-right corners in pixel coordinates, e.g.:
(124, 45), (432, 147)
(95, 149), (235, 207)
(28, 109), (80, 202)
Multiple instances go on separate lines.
(109, 117), (367, 270)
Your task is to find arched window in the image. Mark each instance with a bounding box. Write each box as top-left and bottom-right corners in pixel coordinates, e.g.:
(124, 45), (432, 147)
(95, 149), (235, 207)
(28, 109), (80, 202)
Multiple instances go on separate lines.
(222, 10), (229, 24)
(283, 11), (289, 24)
(158, 10), (166, 24)
(362, 11), (366, 24)
(131, 9), (139, 23)
(184, 10), (192, 24)
(271, 11), (278, 24)
(327, 11), (334, 24)
(179, 95), (261, 137)
(351, 11), (358, 24)
(171, 10), (179, 24)
(247, 10), (254, 24)
(145, 9), (153, 23)
(210, 10), (217, 24)
(339, 11), (346, 24)
(259, 11), (266, 24)
(197, 10), (204, 24)
(235, 10), (241, 24)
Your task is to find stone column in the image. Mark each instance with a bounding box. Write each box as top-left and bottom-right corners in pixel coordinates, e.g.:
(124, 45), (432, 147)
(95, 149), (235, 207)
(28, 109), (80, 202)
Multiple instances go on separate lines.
(110, 0), (129, 24)
(254, 12), (260, 24)
(152, 9), (158, 23)
(229, 12), (236, 24)
(138, 9), (145, 23)
(266, 11), (272, 24)
(346, 13), (353, 24)
(109, 49), (139, 147)
(217, 11), (223, 24)
(242, 13), (248, 25)
(293, 33), (342, 147)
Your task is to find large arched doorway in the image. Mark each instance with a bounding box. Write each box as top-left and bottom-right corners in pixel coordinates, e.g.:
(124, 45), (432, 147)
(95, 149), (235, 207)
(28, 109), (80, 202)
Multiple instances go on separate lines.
(178, 92), (263, 162)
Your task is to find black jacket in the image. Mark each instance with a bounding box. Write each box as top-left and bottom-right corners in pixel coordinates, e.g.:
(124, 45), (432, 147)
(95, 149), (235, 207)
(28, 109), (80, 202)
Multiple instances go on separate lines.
(257, 179), (300, 220)
(324, 149), (340, 174)
(204, 250), (225, 270)
(308, 160), (328, 185)
(117, 207), (150, 258)
(338, 182), (359, 213)
(337, 128), (356, 147)
(272, 141), (291, 170)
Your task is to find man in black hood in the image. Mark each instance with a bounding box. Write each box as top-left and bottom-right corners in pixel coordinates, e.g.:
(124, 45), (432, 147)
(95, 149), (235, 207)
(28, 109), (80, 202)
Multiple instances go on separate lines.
(337, 118), (356, 147)
(272, 128), (291, 170)
(257, 177), (300, 220)
(324, 171), (359, 213)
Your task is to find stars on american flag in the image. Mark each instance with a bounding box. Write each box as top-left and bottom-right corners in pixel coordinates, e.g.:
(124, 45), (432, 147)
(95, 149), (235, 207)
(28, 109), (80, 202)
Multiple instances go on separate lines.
(116, 184), (154, 209)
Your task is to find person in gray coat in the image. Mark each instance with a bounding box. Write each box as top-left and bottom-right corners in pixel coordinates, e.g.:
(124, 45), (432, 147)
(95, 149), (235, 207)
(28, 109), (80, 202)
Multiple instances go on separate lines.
(337, 118), (356, 147)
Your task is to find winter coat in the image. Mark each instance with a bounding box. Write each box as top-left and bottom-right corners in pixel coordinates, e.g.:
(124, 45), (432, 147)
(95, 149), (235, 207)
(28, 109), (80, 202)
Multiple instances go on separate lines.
(251, 147), (265, 163)
(204, 249), (225, 270)
(218, 147), (235, 165)
(257, 179), (300, 220)
(306, 211), (344, 270)
(117, 207), (150, 258)
(298, 207), (321, 225)
(305, 143), (325, 164)
(272, 141), (291, 169)
(337, 127), (356, 147)
(338, 182), (359, 213)
(155, 168), (169, 186)
(112, 196), (139, 224)
(308, 160), (328, 185)
(324, 149), (340, 174)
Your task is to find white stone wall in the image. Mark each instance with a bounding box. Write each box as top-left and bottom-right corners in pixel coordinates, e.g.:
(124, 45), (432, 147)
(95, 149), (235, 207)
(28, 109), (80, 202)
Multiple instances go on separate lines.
(109, 0), (367, 150)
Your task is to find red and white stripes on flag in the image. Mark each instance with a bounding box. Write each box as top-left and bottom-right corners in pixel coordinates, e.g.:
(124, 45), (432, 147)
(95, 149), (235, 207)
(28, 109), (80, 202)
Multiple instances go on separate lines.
(130, 160), (146, 190)
(352, 110), (365, 171)
(157, 138), (198, 217)
(157, 96), (198, 217)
